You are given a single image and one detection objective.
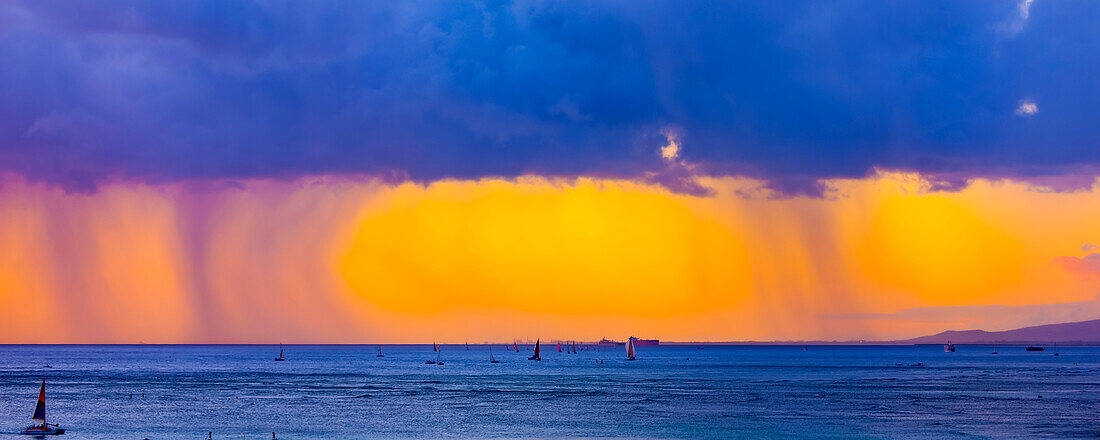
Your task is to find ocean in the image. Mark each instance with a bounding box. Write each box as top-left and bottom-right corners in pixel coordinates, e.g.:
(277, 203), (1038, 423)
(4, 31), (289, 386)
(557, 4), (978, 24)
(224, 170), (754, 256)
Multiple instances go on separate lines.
(0, 344), (1097, 439)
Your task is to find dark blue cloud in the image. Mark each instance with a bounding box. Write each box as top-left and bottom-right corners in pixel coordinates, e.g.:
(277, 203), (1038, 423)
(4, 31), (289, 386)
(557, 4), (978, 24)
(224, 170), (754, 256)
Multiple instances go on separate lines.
(1, 0), (1098, 195)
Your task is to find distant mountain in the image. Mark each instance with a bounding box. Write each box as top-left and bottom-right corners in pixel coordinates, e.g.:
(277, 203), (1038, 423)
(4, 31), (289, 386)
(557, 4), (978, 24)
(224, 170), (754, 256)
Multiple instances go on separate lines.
(899, 318), (1100, 345)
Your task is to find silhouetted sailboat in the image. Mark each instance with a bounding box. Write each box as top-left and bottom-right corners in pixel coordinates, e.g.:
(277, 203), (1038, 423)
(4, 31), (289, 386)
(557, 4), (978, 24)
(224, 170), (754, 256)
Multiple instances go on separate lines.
(21, 379), (64, 435)
(489, 346), (500, 363)
(466, 341), (470, 351)
(626, 338), (636, 361)
(433, 341), (438, 352)
(513, 341), (519, 352)
(528, 339), (541, 361)
(274, 343), (285, 361)
(375, 345), (384, 357)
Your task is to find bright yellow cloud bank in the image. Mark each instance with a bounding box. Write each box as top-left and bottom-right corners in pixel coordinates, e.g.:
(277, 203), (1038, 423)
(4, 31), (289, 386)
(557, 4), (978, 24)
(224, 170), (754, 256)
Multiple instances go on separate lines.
(1, 173), (1098, 343)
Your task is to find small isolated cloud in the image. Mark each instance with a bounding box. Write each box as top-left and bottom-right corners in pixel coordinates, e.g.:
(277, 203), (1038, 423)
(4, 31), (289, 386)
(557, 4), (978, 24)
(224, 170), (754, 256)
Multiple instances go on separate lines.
(646, 127), (712, 196)
(1083, 243), (1098, 252)
(659, 128), (681, 161)
(1016, 100), (1038, 117)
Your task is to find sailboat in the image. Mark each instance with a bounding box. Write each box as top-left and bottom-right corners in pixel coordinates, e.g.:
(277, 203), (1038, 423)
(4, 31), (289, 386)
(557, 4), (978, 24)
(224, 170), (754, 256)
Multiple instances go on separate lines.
(435, 345), (444, 366)
(21, 379), (65, 435)
(513, 341), (519, 352)
(528, 339), (541, 361)
(425, 343), (437, 364)
(571, 341), (577, 354)
(626, 338), (636, 361)
(557, 342), (562, 353)
(274, 343), (285, 361)
(375, 345), (384, 357)
(489, 346), (500, 364)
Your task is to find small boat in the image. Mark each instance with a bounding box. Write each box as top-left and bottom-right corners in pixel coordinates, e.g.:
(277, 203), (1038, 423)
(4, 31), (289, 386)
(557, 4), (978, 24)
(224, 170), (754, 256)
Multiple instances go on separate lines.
(944, 342), (956, 353)
(22, 379), (65, 435)
(274, 343), (285, 361)
(465, 341), (470, 351)
(557, 342), (562, 353)
(513, 341), (519, 352)
(626, 337), (636, 361)
(489, 346), (500, 364)
(1026, 346), (1045, 352)
(528, 339), (541, 361)
(375, 345), (384, 357)
(435, 347), (444, 366)
(433, 341), (438, 352)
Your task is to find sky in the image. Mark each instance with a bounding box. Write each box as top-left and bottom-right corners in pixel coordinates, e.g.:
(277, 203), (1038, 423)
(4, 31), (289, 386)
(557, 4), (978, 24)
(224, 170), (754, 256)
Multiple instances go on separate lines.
(2, 0), (1100, 343)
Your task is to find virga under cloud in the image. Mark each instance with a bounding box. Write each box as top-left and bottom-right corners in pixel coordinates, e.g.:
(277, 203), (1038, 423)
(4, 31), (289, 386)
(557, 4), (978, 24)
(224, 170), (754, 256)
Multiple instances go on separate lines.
(2, 0), (1099, 195)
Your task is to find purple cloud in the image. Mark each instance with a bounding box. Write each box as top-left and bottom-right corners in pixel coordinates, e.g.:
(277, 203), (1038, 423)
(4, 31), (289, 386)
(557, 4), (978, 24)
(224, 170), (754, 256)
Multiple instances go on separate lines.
(2, 1), (1100, 195)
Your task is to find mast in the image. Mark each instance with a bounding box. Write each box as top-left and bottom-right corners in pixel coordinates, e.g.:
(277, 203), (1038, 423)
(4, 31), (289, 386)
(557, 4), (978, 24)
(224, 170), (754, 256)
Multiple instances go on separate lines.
(626, 338), (636, 360)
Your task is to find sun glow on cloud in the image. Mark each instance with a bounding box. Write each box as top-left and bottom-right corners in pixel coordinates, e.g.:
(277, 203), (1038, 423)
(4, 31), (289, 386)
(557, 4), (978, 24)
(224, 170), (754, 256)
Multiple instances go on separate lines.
(1016, 100), (1039, 116)
(2, 172), (1100, 343)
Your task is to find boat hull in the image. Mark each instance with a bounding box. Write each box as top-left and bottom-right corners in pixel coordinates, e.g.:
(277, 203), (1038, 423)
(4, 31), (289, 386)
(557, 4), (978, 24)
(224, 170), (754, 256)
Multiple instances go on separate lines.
(22, 426), (65, 435)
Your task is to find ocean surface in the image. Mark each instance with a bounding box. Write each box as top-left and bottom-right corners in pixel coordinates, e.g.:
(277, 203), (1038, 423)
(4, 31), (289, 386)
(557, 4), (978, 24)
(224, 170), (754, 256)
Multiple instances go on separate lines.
(0, 344), (1098, 439)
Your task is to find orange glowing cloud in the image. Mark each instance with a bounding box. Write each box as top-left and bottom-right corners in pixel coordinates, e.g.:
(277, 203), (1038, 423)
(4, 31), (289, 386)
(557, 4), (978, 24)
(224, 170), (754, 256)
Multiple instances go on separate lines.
(1, 172), (1099, 343)
(338, 178), (752, 316)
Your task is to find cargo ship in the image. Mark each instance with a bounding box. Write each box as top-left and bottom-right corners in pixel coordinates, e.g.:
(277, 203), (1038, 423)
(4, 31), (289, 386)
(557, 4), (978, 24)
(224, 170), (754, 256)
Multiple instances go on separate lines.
(597, 338), (624, 347)
(597, 337), (660, 346)
(630, 336), (659, 346)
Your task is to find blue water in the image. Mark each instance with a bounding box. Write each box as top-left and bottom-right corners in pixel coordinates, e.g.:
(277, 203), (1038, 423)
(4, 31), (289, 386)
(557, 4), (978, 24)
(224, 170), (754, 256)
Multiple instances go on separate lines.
(0, 344), (1097, 439)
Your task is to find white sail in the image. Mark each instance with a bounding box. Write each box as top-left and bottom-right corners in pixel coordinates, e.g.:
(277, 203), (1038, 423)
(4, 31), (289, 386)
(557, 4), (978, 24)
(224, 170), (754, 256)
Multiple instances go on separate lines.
(626, 338), (636, 360)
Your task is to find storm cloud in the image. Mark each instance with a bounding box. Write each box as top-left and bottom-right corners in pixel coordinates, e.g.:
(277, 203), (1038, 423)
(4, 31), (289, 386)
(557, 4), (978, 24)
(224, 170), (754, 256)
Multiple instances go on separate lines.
(1, 0), (1098, 195)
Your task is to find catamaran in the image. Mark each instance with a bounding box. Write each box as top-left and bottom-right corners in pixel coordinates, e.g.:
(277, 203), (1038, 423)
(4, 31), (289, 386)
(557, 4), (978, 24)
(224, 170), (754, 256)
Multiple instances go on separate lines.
(274, 343), (285, 361)
(528, 339), (541, 361)
(626, 338), (636, 361)
(375, 345), (384, 357)
(22, 379), (65, 435)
